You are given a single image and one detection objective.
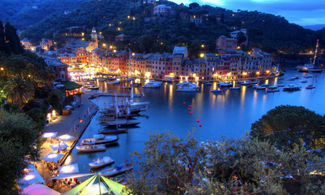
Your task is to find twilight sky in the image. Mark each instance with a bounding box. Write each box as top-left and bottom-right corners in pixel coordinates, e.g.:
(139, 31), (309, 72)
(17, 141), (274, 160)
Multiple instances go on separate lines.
(170, 0), (325, 26)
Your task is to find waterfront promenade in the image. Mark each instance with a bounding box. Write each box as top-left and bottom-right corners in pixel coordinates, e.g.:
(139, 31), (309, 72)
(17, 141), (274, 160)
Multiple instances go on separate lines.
(37, 93), (98, 186)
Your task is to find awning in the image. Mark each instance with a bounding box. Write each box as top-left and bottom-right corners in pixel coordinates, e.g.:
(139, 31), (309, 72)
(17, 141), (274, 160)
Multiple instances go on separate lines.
(51, 173), (93, 180)
(41, 152), (64, 163)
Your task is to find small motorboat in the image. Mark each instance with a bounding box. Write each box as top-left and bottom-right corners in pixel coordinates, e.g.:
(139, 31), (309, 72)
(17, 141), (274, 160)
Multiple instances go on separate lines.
(301, 80), (308, 83)
(268, 85), (278, 89)
(277, 84), (285, 87)
(210, 89), (222, 93)
(218, 82), (232, 87)
(107, 80), (121, 85)
(283, 84), (301, 92)
(230, 87), (241, 90)
(80, 135), (118, 146)
(176, 81), (200, 92)
(89, 156), (114, 169)
(102, 120), (140, 128)
(76, 144), (106, 153)
(304, 75), (313, 78)
(250, 80), (259, 84)
(143, 80), (162, 88)
(100, 164), (133, 177)
(99, 129), (128, 134)
(305, 84), (316, 89)
(261, 84), (269, 88)
(288, 76), (299, 81)
(253, 85), (266, 90)
(241, 82), (250, 86)
(267, 88), (280, 93)
(205, 81), (212, 85)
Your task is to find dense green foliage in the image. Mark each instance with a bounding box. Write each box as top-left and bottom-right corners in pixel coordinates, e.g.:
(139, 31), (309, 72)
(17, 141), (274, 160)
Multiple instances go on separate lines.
(127, 133), (325, 194)
(250, 105), (325, 151)
(0, 110), (40, 195)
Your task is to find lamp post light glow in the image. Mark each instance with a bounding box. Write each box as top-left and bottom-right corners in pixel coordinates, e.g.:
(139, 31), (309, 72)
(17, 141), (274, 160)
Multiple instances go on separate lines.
(145, 72), (151, 79)
(266, 70), (270, 74)
(200, 53), (205, 58)
(256, 71), (260, 76)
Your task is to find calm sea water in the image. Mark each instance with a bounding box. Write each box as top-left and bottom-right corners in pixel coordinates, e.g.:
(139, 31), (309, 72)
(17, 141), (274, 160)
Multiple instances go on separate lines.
(68, 69), (325, 173)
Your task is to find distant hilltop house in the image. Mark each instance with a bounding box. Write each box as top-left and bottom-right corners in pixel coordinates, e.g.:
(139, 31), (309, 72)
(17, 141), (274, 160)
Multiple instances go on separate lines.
(43, 57), (69, 81)
(21, 39), (36, 51)
(179, 9), (209, 25)
(216, 35), (237, 50)
(153, 4), (172, 17)
(230, 29), (248, 45)
(40, 39), (53, 50)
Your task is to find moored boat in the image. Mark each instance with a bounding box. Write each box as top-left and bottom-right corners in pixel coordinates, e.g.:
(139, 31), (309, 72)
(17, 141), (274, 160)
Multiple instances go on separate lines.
(143, 80), (162, 88)
(89, 156), (114, 169)
(283, 84), (301, 92)
(210, 89), (222, 93)
(230, 87), (241, 90)
(102, 119), (140, 128)
(99, 129), (128, 134)
(76, 144), (106, 153)
(100, 164), (133, 177)
(305, 84), (316, 89)
(80, 135), (118, 146)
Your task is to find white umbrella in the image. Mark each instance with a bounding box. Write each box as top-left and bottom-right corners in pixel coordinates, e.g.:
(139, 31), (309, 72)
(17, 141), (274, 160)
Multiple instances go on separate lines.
(58, 134), (75, 141)
(22, 184), (60, 195)
(41, 152), (64, 163)
(41, 132), (57, 139)
(59, 163), (79, 174)
(49, 142), (68, 151)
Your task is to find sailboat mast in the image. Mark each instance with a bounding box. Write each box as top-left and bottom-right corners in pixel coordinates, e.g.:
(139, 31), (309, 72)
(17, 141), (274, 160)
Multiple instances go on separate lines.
(313, 39), (320, 65)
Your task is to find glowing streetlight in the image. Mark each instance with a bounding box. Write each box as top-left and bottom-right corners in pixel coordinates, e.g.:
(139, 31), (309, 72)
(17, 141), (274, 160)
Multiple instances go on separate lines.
(132, 16), (136, 21)
(256, 71), (260, 76)
(145, 72), (151, 79)
(201, 44), (205, 48)
(132, 52), (135, 56)
(266, 70), (270, 74)
(200, 53), (205, 58)
(81, 32), (85, 36)
(102, 43), (107, 47)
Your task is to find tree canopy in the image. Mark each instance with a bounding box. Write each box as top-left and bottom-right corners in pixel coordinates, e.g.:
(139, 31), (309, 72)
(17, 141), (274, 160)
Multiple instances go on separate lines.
(127, 133), (325, 194)
(0, 109), (40, 195)
(250, 105), (325, 151)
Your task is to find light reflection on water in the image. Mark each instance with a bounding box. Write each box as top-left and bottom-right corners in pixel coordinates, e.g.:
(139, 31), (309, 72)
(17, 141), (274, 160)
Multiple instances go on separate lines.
(70, 70), (325, 173)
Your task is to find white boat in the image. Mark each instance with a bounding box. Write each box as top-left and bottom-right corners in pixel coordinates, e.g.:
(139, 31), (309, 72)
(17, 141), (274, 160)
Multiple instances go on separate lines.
(230, 87), (241, 90)
(80, 135), (118, 146)
(304, 75), (313, 78)
(288, 76), (299, 81)
(251, 80), (259, 84)
(241, 82), (251, 86)
(176, 81), (200, 92)
(100, 165), (133, 177)
(268, 85), (278, 90)
(107, 80), (121, 85)
(283, 84), (301, 92)
(89, 156), (114, 169)
(143, 80), (162, 88)
(267, 88), (280, 93)
(254, 85), (266, 90)
(76, 144), (106, 153)
(218, 82), (232, 87)
(211, 89), (222, 93)
(305, 84), (316, 89)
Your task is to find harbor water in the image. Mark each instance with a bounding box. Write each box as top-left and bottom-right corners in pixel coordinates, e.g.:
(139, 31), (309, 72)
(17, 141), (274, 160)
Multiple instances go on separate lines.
(68, 69), (325, 173)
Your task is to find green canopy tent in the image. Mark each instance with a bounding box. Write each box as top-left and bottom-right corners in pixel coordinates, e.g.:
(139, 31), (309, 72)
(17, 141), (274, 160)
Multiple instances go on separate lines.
(63, 173), (129, 195)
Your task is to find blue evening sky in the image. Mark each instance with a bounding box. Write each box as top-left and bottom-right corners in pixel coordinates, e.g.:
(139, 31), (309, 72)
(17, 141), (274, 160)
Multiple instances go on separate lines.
(170, 0), (325, 26)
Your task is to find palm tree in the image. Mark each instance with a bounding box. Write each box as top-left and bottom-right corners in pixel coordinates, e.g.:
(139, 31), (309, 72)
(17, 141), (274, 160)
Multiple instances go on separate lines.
(4, 77), (35, 109)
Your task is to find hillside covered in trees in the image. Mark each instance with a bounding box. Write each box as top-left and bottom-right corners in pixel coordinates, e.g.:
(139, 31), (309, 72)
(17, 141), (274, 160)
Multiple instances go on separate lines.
(3, 0), (325, 55)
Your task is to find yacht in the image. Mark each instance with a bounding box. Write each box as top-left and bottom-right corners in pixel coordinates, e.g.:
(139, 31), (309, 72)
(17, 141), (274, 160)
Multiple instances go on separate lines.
(176, 81), (200, 92)
(241, 81), (251, 86)
(100, 164), (133, 177)
(253, 85), (266, 90)
(89, 156), (114, 169)
(267, 86), (279, 92)
(297, 39), (323, 73)
(143, 80), (162, 88)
